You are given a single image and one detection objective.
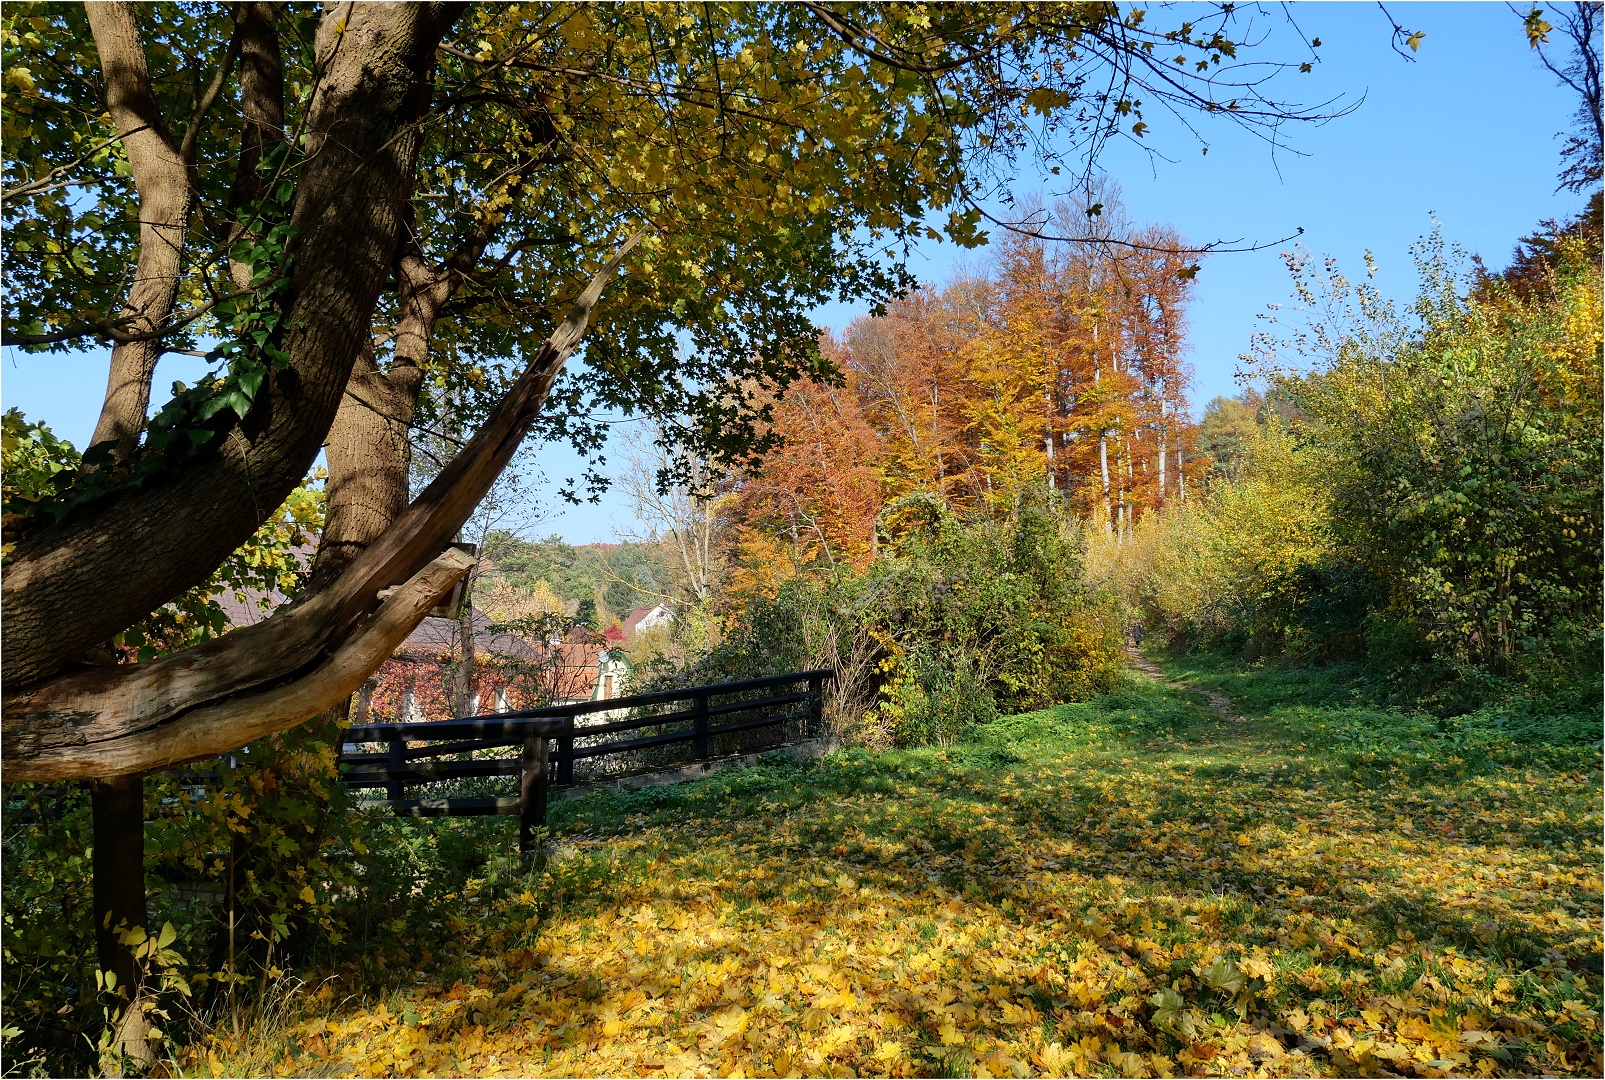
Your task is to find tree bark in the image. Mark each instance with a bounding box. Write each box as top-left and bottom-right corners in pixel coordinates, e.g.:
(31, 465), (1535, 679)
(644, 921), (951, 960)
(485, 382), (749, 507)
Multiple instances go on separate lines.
(225, 0), (285, 287)
(1098, 430), (1112, 535)
(2, 3), (461, 689)
(2, 232), (640, 781)
(5, 548), (473, 779)
(453, 590), (477, 717)
(310, 192), (522, 592)
(84, 3), (193, 460)
(313, 347), (422, 589)
(92, 773), (152, 1064)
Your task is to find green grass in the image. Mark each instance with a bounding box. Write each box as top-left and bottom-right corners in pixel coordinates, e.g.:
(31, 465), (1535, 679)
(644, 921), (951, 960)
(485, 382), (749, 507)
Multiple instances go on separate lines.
(197, 658), (1602, 1078)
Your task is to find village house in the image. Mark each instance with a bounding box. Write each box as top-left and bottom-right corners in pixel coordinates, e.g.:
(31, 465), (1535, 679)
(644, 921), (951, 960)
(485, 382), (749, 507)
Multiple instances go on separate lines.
(353, 608), (633, 724)
(623, 602), (675, 639)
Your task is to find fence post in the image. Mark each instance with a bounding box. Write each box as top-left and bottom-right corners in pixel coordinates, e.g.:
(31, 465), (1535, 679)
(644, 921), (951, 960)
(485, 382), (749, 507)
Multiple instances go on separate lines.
(385, 736), (405, 802)
(809, 672), (825, 739)
(520, 735), (548, 854)
(558, 716), (575, 786)
(693, 689), (710, 759)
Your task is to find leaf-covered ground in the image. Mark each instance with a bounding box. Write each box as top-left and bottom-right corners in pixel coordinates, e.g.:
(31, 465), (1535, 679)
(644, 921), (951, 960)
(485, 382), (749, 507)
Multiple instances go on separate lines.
(194, 656), (1602, 1077)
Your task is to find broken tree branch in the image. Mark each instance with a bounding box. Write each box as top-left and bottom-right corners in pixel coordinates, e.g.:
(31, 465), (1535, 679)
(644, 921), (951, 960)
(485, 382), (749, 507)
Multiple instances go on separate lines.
(2, 548), (475, 780)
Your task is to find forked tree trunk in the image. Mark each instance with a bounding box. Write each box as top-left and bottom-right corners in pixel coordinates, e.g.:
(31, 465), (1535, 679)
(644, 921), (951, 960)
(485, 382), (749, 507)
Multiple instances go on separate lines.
(314, 189), (536, 718)
(2, 3), (460, 689)
(311, 196), (523, 592)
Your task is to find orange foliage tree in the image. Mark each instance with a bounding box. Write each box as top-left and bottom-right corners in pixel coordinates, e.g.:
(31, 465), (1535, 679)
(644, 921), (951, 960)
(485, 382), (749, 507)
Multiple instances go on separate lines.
(726, 186), (1205, 587)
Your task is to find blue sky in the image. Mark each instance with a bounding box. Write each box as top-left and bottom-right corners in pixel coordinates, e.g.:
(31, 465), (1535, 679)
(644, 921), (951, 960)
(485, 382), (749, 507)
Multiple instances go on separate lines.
(2, 3), (1591, 543)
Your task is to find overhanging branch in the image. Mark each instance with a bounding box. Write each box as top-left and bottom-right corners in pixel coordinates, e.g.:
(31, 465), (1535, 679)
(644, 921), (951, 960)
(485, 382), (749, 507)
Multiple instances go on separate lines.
(1, 289), (255, 348)
(1, 547), (474, 780)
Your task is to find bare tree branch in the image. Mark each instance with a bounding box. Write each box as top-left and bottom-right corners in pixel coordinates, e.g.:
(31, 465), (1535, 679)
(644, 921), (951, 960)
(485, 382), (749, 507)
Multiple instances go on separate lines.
(0, 124), (152, 203)
(1, 547), (475, 780)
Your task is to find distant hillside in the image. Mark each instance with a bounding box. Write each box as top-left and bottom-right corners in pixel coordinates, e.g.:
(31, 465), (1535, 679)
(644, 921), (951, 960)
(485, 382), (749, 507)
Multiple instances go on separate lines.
(478, 531), (674, 627)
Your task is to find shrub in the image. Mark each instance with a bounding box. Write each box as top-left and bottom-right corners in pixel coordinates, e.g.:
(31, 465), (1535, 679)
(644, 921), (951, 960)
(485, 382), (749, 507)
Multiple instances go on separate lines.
(674, 491), (1124, 746)
(1100, 420), (1337, 658)
(2, 713), (360, 1076)
(1275, 229), (1602, 683)
(1111, 221), (1602, 704)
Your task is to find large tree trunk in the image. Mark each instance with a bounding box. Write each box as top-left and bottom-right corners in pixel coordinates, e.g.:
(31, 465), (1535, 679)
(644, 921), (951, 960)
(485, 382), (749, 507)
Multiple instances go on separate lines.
(313, 347), (423, 590)
(83, 3), (195, 460)
(2, 3), (461, 689)
(2, 233), (641, 781)
(310, 188), (531, 592)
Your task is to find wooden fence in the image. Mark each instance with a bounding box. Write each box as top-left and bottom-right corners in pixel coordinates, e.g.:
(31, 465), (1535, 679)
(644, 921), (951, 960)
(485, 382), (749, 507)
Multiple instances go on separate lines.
(338, 669), (832, 850)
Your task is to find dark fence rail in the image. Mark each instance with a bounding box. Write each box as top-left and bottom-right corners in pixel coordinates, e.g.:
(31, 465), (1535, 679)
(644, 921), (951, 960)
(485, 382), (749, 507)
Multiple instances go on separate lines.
(337, 670), (832, 850)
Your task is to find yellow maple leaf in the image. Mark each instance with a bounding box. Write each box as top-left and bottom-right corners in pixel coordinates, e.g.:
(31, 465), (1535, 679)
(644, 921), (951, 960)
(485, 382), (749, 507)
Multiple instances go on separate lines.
(711, 1004), (748, 1041)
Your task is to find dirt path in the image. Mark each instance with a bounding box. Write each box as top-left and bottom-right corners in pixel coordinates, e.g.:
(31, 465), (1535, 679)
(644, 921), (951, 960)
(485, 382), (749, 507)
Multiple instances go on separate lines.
(1126, 645), (1243, 723)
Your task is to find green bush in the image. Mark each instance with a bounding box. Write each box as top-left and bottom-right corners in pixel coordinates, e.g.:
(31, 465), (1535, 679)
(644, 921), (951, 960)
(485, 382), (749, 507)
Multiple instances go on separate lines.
(1, 782), (96, 1074)
(879, 648), (1000, 747)
(1267, 227), (1603, 683)
(1, 714), (362, 1076)
(1110, 221), (1602, 709)
(675, 490), (1125, 746)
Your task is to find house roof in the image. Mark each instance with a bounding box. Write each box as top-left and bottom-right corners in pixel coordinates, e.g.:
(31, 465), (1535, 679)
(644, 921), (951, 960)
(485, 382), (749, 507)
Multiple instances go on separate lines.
(212, 550), (546, 664)
(210, 545), (609, 690)
(396, 607), (543, 661)
(623, 603), (673, 638)
(551, 641), (608, 699)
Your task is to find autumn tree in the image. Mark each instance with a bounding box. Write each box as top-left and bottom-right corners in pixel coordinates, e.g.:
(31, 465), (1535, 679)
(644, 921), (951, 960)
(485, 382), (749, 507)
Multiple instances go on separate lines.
(723, 184), (1205, 592)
